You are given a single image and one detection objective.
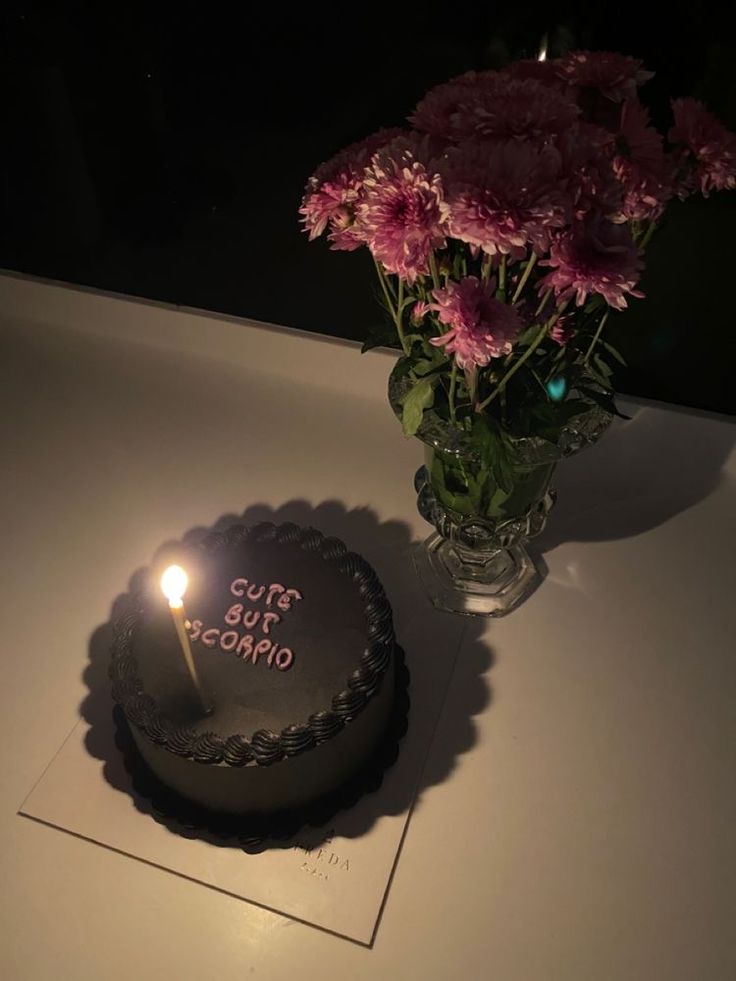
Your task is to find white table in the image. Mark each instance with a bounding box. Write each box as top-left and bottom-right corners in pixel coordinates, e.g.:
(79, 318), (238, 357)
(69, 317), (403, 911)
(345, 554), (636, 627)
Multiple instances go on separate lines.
(1, 273), (734, 981)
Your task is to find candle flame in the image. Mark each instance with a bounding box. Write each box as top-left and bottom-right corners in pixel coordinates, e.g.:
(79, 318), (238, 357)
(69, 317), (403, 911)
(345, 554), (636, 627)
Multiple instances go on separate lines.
(537, 34), (548, 62)
(161, 565), (188, 607)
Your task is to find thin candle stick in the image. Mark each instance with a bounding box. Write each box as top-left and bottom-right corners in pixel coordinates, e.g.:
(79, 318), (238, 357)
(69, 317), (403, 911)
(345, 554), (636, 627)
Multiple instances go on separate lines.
(161, 564), (211, 715)
(168, 599), (210, 713)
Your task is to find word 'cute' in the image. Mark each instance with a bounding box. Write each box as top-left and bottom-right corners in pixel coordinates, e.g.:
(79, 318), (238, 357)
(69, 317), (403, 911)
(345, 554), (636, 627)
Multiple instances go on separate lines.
(187, 578), (303, 672)
(230, 578), (302, 610)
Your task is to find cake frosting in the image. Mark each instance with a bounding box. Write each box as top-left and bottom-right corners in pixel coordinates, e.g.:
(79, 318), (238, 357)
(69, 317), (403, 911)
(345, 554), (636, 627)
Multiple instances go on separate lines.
(109, 521), (396, 815)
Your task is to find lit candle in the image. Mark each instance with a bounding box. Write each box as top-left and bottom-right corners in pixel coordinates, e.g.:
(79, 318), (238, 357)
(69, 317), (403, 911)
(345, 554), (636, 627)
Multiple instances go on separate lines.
(537, 34), (548, 62)
(160, 564), (211, 714)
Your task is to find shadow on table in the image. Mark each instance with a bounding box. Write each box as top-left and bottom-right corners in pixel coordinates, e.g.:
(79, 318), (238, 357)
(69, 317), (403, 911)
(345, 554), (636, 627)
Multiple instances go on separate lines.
(534, 404), (735, 554)
(81, 500), (492, 851)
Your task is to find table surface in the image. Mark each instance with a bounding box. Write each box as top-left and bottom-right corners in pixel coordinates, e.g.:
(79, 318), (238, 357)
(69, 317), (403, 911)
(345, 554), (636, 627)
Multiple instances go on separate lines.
(1, 272), (734, 981)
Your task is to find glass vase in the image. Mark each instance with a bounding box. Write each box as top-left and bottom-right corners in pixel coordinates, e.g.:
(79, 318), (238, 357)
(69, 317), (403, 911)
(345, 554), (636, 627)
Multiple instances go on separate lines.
(390, 368), (612, 616)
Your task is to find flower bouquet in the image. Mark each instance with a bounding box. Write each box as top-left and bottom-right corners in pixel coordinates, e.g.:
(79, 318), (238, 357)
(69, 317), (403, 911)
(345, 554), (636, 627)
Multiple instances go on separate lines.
(300, 50), (736, 615)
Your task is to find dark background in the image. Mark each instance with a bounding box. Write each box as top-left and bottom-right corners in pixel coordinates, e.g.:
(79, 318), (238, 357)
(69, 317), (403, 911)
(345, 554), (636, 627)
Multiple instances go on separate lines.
(2, 2), (735, 413)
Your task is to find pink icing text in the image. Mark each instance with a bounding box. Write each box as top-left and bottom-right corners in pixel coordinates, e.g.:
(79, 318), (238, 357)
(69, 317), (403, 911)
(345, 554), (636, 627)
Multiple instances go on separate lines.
(188, 619), (294, 670)
(230, 578), (303, 612)
(186, 576), (303, 671)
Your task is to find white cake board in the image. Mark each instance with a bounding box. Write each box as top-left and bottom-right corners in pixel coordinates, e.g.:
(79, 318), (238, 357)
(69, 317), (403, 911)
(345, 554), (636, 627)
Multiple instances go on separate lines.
(19, 592), (467, 946)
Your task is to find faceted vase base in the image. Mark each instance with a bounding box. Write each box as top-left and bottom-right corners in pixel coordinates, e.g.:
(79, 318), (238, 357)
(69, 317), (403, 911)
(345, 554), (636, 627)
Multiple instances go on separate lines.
(413, 532), (540, 617)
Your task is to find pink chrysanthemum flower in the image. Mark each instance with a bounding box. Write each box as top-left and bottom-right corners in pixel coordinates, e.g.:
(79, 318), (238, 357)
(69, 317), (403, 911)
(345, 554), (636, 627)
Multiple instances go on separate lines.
(409, 73), (492, 142)
(358, 136), (449, 283)
(612, 101), (673, 221)
(300, 172), (363, 249)
(411, 73), (578, 144)
(428, 277), (522, 368)
(443, 139), (571, 258)
(299, 128), (405, 250)
(538, 217), (644, 310)
(558, 50), (654, 103)
(550, 314), (575, 346)
(450, 76), (579, 143)
(669, 98), (736, 197)
(412, 300), (432, 323)
(558, 123), (623, 221)
(502, 58), (567, 90)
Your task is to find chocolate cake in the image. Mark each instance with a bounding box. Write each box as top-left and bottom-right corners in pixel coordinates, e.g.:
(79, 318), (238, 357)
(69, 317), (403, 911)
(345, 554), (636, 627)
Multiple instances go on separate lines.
(109, 522), (396, 816)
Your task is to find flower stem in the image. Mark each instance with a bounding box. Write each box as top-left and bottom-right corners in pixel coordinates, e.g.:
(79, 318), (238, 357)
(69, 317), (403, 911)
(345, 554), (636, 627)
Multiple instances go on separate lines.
(374, 259), (410, 355)
(512, 252), (538, 303)
(530, 367), (551, 397)
(448, 361), (458, 424)
(543, 342), (568, 383)
(535, 287), (552, 317)
(429, 252), (441, 291)
(476, 304), (567, 412)
(583, 309), (610, 365)
(374, 258), (394, 312)
(497, 255), (507, 300)
(639, 221), (657, 250)
(374, 255), (396, 300)
(480, 254), (492, 283)
(395, 277), (409, 353)
(465, 365), (478, 409)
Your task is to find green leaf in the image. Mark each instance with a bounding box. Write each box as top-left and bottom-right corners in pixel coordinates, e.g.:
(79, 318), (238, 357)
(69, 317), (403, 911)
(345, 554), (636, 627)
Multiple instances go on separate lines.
(586, 362), (612, 390)
(578, 386), (631, 420)
(412, 360), (436, 377)
(515, 324), (543, 347)
(492, 453), (514, 494)
(601, 340), (627, 366)
(361, 321), (402, 353)
(584, 294), (606, 314)
(401, 376), (436, 436)
(392, 356), (414, 387)
(466, 470), (488, 511)
(413, 357), (450, 378)
(404, 332), (425, 349)
(471, 414), (500, 464)
(418, 336), (449, 363)
(487, 484), (512, 517)
(472, 414), (517, 493)
(593, 353), (613, 378)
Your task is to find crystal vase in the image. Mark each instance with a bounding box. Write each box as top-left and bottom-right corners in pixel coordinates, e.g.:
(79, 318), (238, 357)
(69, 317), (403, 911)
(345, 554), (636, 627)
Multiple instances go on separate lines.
(390, 369), (612, 617)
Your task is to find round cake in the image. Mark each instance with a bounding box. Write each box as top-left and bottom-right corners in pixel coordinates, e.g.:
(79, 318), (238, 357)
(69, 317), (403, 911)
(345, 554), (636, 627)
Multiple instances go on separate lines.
(109, 521), (396, 816)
